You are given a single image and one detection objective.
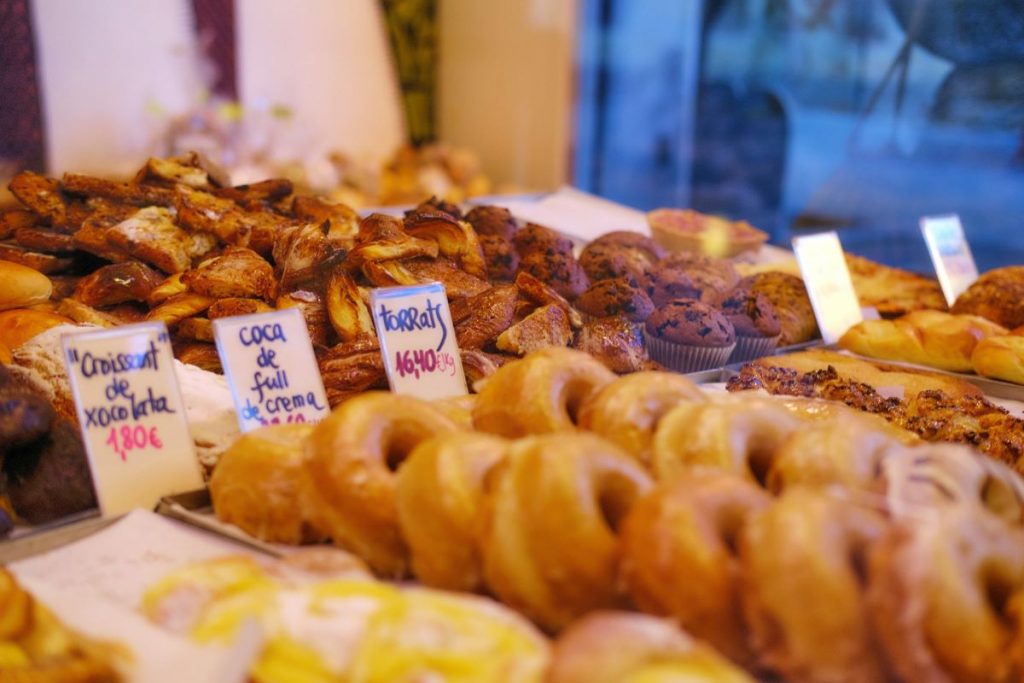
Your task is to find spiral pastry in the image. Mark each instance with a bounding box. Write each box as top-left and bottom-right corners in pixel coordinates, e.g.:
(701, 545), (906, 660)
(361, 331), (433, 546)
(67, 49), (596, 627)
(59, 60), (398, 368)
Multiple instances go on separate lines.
(547, 611), (755, 683)
(395, 432), (508, 592)
(620, 472), (771, 667)
(765, 412), (907, 496)
(868, 506), (1024, 683)
(473, 347), (616, 437)
(480, 433), (652, 631)
(882, 442), (1024, 526)
(577, 371), (706, 466)
(740, 488), (890, 683)
(651, 399), (802, 482)
(303, 392), (459, 577)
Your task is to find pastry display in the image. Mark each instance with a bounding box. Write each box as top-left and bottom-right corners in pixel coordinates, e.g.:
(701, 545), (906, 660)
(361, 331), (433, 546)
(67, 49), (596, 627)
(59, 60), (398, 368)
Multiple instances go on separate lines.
(9, 151), (1024, 683)
(196, 347), (1024, 682)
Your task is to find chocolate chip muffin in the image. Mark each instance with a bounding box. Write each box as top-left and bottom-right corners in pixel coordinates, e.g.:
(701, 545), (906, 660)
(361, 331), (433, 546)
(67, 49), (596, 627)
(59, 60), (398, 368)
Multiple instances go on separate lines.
(576, 277), (655, 322)
(579, 231), (666, 283)
(715, 288), (782, 362)
(466, 205), (518, 241)
(647, 254), (739, 306)
(644, 299), (736, 372)
(513, 223), (575, 258)
(518, 250), (590, 300)
(479, 234), (520, 281)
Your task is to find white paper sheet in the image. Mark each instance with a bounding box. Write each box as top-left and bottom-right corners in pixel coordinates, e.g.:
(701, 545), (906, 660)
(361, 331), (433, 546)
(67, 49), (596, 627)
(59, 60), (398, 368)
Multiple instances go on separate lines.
(10, 510), (261, 682)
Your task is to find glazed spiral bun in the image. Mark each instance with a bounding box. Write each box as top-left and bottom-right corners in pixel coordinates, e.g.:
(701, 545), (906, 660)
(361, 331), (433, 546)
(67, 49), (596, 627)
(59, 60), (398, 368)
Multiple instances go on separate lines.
(766, 412), (907, 496)
(473, 347), (616, 437)
(395, 431), (508, 591)
(620, 472), (771, 667)
(209, 423), (323, 545)
(651, 399), (802, 482)
(303, 392), (459, 577)
(868, 506), (1024, 683)
(576, 371), (706, 466)
(882, 442), (1024, 526)
(481, 433), (652, 631)
(547, 611), (755, 683)
(741, 488), (890, 683)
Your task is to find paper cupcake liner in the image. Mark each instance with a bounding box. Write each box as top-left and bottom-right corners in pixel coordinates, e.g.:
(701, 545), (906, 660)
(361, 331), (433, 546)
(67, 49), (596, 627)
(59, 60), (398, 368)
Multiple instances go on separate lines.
(728, 334), (781, 364)
(645, 336), (736, 374)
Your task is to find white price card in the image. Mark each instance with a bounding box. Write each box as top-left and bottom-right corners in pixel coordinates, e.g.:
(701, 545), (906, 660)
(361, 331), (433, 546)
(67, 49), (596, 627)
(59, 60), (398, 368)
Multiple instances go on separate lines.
(370, 282), (468, 400)
(62, 323), (204, 516)
(793, 231), (864, 344)
(921, 214), (978, 306)
(213, 308), (330, 433)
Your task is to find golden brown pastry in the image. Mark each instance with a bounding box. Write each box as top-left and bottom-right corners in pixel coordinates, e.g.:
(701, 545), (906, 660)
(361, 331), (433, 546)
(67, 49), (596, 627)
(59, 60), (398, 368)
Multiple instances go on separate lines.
(750, 348), (984, 400)
(952, 265), (1024, 328)
(547, 611), (755, 683)
(303, 392), (459, 577)
(0, 260), (52, 311)
(868, 505), (1024, 683)
(0, 308), (73, 351)
(395, 432), (507, 591)
(210, 423), (323, 545)
(454, 284), (519, 350)
(741, 488), (890, 683)
(495, 304), (572, 355)
(73, 261), (161, 307)
(481, 433), (652, 631)
(577, 370), (705, 465)
(971, 334), (1024, 385)
(571, 315), (649, 374)
(620, 473), (771, 667)
(473, 347), (616, 437)
(182, 246), (276, 300)
(651, 399), (803, 482)
(839, 310), (1007, 372)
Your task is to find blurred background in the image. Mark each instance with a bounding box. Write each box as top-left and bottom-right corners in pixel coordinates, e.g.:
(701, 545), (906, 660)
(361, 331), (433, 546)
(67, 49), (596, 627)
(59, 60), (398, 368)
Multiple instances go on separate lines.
(2, 0), (1023, 270)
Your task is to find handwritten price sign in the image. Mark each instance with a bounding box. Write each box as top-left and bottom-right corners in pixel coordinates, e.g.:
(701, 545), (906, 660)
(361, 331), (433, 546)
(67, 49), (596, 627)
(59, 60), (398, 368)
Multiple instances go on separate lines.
(371, 283), (468, 399)
(63, 323), (203, 516)
(214, 308), (330, 433)
(921, 214), (978, 306)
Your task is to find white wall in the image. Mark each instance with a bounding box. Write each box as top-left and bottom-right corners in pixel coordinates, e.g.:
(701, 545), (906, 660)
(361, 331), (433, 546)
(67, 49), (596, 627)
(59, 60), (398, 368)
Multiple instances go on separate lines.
(235, 0), (405, 164)
(32, 0), (405, 176)
(32, 0), (199, 175)
(438, 0), (577, 192)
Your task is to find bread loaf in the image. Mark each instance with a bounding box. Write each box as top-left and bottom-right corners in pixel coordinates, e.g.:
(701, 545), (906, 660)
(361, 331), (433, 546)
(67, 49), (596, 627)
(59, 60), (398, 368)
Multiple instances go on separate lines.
(839, 310), (1007, 372)
(0, 261), (51, 311)
(971, 335), (1024, 385)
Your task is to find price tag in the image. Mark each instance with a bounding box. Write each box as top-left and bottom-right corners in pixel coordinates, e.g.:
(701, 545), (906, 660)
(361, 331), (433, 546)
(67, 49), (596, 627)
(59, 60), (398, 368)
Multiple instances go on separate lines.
(792, 231), (863, 344)
(920, 214), (978, 306)
(370, 283), (467, 400)
(213, 308), (330, 433)
(62, 323), (204, 516)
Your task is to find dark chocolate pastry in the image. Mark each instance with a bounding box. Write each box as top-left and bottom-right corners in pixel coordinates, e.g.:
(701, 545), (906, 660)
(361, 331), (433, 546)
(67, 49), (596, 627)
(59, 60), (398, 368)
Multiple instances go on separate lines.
(4, 418), (97, 524)
(479, 234), (520, 281)
(575, 277), (655, 322)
